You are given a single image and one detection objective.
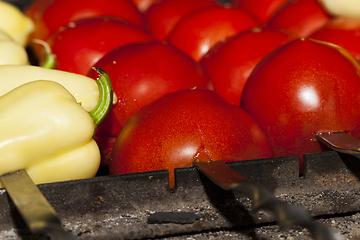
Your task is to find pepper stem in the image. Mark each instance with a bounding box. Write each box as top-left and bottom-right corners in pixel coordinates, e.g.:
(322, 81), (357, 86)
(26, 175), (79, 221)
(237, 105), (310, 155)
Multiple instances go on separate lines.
(88, 68), (113, 130)
(32, 39), (56, 69)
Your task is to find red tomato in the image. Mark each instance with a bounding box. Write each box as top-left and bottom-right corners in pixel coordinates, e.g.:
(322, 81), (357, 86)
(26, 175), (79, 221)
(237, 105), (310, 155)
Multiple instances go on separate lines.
(240, 38), (360, 171)
(145, 0), (219, 41)
(32, 0), (146, 41)
(88, 41), (213, 166)
(167, 6), (261, 61)
(88, 41), (213, 135)
(310, 17), (360, 61)
(200, 27), (298, 105)
(231, 0), (290, 23)
(130, 0), (162, 12)
(110, 89), (274, 188)
(47, 17), (154, 75)
(268, 0), (331, 37)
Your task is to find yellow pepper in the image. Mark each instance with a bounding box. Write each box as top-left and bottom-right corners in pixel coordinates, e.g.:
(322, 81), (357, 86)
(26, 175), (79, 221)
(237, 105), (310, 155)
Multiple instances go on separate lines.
(319, 0), (360, 19)
(0, 1), (34, 46)
(0, 68), (113, 188)
(0, 65), (101, 112)
(0, 30), (29, 65)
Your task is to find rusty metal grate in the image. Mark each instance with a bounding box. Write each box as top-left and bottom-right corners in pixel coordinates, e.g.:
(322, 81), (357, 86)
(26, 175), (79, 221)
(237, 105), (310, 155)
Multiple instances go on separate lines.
(1, 151), (360, 239)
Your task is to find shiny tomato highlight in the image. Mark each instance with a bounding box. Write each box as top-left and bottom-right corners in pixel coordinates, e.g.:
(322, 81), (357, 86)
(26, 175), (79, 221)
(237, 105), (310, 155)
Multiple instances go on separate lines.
(130, 0), (161, 12)
(241, 38), (360, 171)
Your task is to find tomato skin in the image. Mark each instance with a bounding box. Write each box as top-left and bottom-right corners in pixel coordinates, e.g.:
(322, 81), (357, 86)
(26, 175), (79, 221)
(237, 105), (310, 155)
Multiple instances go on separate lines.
(89, 41), (212, 166)
(240, 38), (360, 171)
(110, 89), (274, 188)
(145, 0), (219, 41)
(32, 0), (146, 41)
(167, 6), (261, 61)
(130, 0), (162, 12)
(200, 27), (298, 105)
(268, 0), (331, 37)
(47, 17), (154, 75)
(232, 0), (290, 23)
(310, 17), (360, 61)
(88, 41), (213, 136)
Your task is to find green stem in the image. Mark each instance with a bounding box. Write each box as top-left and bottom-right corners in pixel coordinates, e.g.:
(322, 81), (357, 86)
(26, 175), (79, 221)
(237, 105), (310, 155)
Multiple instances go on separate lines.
(88, 68), (113, 130)
(32, 39), (56, 69)
(41, 51), (56, 69)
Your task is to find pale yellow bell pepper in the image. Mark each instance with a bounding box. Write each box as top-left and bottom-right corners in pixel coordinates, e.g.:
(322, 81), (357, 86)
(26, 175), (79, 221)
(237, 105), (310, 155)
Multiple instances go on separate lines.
(0, 65), (100, 112)
(318, 0), (360, 19)
(0, 69), (113, 187)
(0, 30), (29, 65)
(0, 1), (34, 46)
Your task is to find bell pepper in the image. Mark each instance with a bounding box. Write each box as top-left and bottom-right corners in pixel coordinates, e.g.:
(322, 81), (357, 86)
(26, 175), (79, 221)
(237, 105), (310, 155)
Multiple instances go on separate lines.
(0, 68), (113, 188)
(0, 30), (29, 65)
(0, 65), (105, 112)
(319, 0), (360, 19)
(0, 1), (34, 46)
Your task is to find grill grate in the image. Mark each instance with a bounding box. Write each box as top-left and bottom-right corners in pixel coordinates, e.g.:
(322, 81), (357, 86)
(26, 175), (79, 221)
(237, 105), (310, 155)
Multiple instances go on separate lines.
(1, 151), (360, 239)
